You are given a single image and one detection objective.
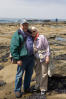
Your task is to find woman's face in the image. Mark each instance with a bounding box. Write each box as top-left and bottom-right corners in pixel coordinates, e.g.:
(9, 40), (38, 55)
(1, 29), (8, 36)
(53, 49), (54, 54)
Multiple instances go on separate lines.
(32, 30), (37, 38)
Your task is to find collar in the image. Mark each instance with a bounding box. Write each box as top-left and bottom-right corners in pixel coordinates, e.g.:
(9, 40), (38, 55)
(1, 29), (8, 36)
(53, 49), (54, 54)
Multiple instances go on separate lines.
(34, 33), (39, 41)
(20, 27), (23, 32)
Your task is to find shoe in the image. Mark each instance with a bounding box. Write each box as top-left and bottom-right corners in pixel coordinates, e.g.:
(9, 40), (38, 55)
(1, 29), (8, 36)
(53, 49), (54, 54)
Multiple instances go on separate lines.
(24, 88), (33, 93)
(41, 91), (46, 99)
(15, 91), (22, 98)
(32, 84), (40, 92)
(41, 91), (46, 95)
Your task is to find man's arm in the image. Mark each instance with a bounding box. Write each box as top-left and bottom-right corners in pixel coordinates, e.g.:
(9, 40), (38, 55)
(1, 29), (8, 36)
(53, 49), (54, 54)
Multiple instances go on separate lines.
(10, 31), (23, 66)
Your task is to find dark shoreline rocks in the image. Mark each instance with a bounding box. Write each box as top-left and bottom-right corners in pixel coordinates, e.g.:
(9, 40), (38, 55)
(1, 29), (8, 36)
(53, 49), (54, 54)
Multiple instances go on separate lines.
(0, 65), (4, 70)
(0, 80), (6, 87)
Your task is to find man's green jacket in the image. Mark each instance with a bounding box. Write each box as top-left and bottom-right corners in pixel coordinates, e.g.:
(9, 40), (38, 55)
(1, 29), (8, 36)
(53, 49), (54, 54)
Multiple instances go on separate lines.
(10, 30), (28, 61)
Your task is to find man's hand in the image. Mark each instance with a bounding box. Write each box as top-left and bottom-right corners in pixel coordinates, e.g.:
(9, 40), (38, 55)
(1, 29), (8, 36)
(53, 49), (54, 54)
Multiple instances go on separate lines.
(45, 56), (49, 64)
(17, 60), (22, 66)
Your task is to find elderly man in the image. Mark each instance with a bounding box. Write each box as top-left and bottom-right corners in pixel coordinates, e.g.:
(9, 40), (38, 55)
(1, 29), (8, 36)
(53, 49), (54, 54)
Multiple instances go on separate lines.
(10, 20), (35, 98)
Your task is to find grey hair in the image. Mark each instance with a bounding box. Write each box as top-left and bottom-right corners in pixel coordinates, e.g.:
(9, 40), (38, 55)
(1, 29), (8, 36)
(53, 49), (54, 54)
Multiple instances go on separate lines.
(29, 26), (37, 31)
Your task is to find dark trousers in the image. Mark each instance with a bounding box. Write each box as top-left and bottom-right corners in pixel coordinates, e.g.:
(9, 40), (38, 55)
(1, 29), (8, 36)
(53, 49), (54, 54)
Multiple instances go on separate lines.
(15, 55), (35, 92)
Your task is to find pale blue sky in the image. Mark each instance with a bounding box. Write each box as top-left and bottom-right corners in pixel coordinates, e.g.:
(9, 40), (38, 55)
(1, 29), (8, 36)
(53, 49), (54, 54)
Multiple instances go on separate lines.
(0, 0), (66, 19)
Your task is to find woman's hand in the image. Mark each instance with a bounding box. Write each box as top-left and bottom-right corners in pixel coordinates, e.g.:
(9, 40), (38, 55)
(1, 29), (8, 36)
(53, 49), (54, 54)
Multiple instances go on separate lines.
(45, 56), (49, 64)
(17, 60), (22, 66)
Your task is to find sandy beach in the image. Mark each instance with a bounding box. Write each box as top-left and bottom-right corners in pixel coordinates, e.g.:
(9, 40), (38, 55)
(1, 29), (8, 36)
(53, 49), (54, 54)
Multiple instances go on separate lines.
(0, 22), (66, 99)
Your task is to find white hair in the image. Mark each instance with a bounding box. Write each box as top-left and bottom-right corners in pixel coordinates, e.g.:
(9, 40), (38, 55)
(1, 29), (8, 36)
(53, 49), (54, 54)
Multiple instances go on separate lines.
(29, 26), (37, 31)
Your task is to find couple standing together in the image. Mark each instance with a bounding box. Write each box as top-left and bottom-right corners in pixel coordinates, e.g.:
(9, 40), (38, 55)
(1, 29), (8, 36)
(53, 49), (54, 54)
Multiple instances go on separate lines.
(10, 19), (50, 98)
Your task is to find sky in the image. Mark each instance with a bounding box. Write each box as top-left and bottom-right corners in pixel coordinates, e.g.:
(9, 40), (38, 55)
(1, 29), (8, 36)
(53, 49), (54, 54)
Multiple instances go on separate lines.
(0, 0), (66, 19)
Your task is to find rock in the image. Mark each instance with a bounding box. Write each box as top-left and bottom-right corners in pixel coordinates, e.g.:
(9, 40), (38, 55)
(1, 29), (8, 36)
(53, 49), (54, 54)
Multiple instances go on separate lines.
(0, 80), (6, 87)
(0, 65), (4, 70)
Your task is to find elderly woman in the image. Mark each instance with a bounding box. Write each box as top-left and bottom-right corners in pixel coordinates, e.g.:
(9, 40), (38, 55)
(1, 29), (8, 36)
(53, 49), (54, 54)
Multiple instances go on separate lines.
(28, 26), (50, 96)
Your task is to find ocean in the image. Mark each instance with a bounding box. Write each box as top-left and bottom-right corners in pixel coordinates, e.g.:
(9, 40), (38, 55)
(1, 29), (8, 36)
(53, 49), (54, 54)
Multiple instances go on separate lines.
(0, 18), (66, 23)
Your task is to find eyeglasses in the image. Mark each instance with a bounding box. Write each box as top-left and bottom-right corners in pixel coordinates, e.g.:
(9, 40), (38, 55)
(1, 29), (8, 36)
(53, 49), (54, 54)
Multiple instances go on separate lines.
(33, 31), (36, 32)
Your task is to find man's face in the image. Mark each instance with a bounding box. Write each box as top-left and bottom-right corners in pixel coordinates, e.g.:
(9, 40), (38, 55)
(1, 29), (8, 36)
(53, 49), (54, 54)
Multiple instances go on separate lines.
(21, 23), (29, 32)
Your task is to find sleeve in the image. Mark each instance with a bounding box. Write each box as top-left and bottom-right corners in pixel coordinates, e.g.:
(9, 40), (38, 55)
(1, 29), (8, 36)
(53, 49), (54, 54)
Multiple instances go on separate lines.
(36, 38), (42, 49)
(43, 36), (50, 56)
(10, 31), (20, 60)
